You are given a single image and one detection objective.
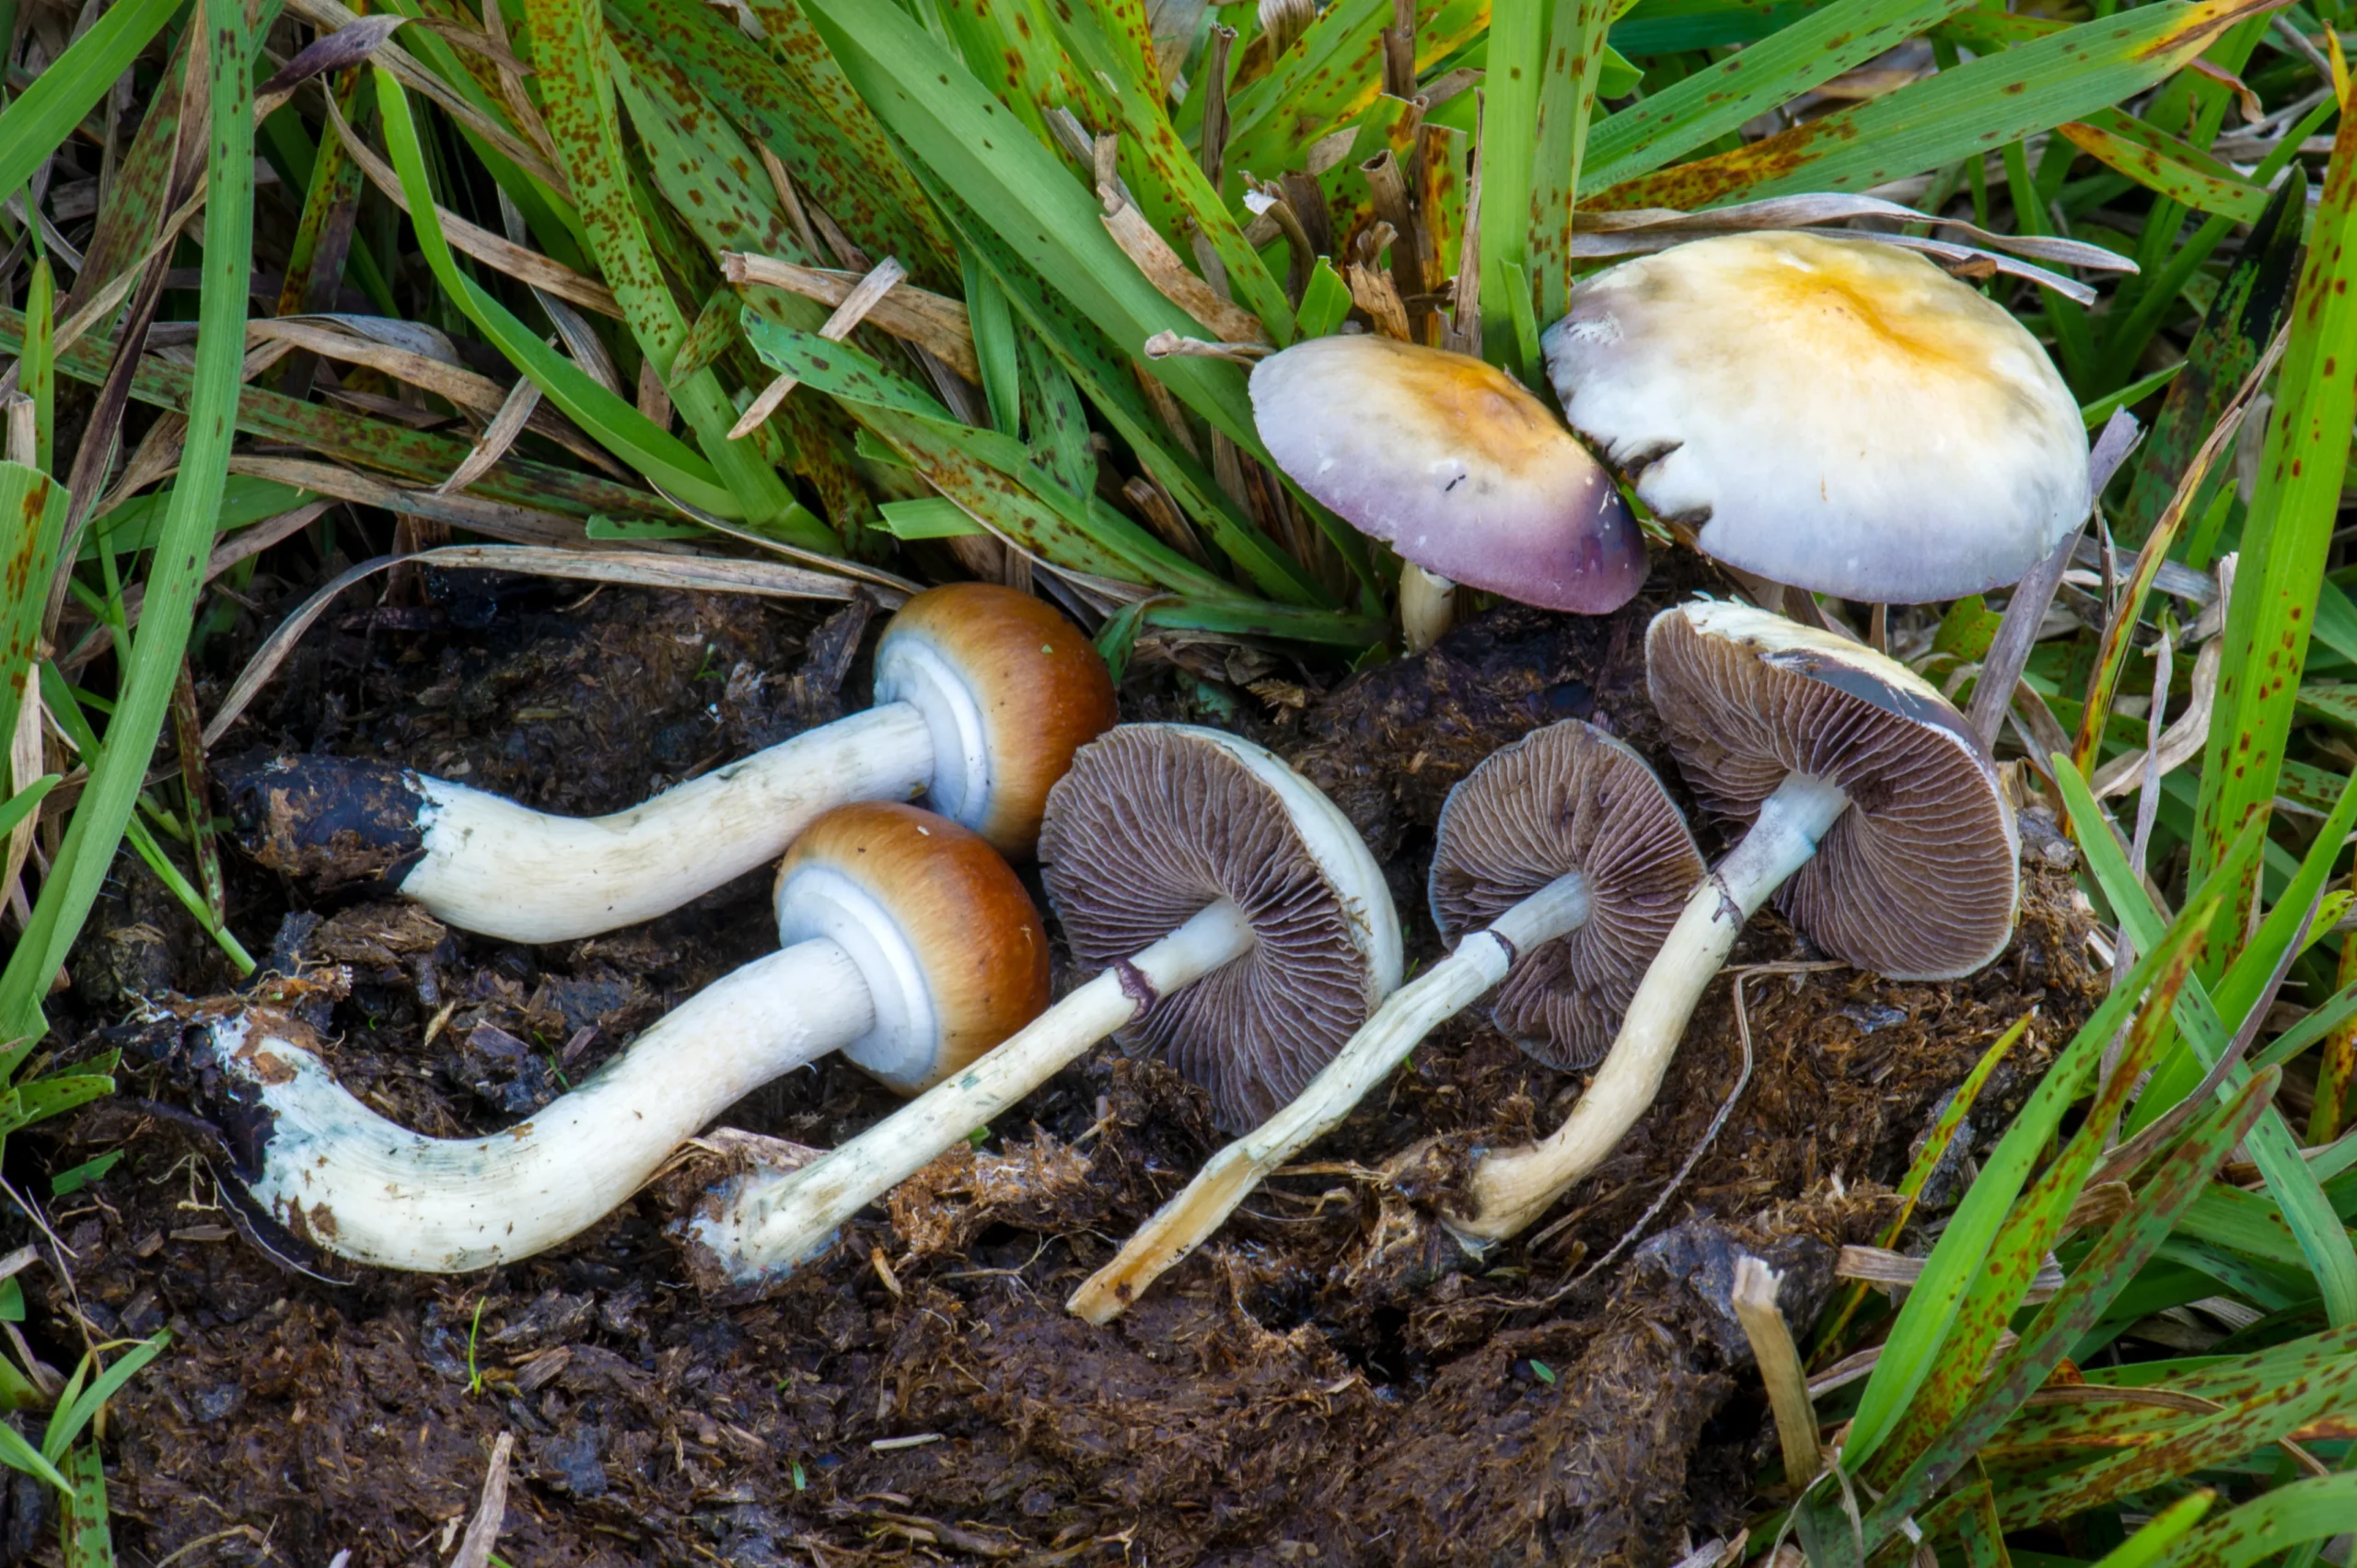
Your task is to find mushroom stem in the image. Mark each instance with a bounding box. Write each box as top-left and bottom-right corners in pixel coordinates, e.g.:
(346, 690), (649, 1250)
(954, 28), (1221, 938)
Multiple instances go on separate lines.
(1398, 563), (1457, 654)
(686, 898), (1260, 1282)
(1068, 870), (1592, 1322)
(209, 939), (879, 1272)
(1452, 770), (1852, 1242)
(398, 703), (935, 944)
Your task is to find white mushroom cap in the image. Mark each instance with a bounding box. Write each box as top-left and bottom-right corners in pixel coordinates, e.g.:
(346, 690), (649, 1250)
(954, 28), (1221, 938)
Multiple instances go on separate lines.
(1250, 335), (1647, 615)
(1542, 232), (2088, 603)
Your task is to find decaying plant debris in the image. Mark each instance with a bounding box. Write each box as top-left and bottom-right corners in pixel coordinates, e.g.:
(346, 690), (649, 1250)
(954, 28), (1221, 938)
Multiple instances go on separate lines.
(2, 566), (2098, 1567)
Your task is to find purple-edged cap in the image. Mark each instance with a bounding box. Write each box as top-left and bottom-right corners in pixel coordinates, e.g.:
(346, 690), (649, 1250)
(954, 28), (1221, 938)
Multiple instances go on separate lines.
(1249, 335), (1647, 614)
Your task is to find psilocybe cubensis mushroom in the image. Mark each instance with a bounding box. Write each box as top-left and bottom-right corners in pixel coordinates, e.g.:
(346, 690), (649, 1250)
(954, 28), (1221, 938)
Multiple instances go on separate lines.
(226, 583), (1116, 944)
(176, 802), (1048, 1272)
(1450, 598), (2020, 1244)
(1068, 718), (1703, 1322)
(1249, 334), (1645, 654)
(1542, 231), (2089, 602)
(678, 724), (1403, 1287)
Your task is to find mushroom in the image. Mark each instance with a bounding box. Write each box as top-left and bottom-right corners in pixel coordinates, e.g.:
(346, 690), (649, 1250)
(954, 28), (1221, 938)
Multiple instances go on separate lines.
(1250, 334), (1646, 653)
(1541, 231), (2089, 604)
(228, 584), (1116, 943)
(179, 802), (1049, 1272)
(679, 723), (1403, 1284)
(1066, 718), (1702, 1321)
(1450, 598), (2019, 1242)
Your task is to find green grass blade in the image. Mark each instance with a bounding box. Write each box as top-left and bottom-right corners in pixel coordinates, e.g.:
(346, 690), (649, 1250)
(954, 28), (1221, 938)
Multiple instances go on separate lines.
(0, 1421), (71, 1495)
(22, 257), (52, 474)
(1596, 0), (2281, 210)
(1870, 938), (2200, 1481)
(1530, 0), (1616, 326)
(2057, 109), (2270, 226)
(1478, 0), (1545, 369)
(2189, 106), (2357, 953)
(369, 65), (740, 517)
(790, 0), (1269, 454)
(0, 0), (252, 1041)
(2154, 1476), (2357, 1568)
(1839, 862), (2242, 1474)
(1862, 1064), (2282, 1544)
(2116, 169), (2306, 543)
(2088, 1494), (2218, 1568)
(1048, 2), (1295, 343)
(521, 0), (826, 544)
(1583, 0), (1978, 192)
(0, 463), (66, 770)
(2056, 763), (2357, 1327)
(0, 0), (183, 203)
(54, 1443), (109, 1568)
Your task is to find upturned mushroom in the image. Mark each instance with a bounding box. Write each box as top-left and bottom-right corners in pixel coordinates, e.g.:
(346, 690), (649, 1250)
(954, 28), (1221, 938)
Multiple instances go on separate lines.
(679, 723), (1403, 1284)
(229, 583), (1116, 943)
(1067, 718), (1702, 1321)
(1541, 231), (2089, 604)
(1250, 334), (1646, 652)
(178, 802), (1048, 1272)
(1451, 598), (2019, 1242)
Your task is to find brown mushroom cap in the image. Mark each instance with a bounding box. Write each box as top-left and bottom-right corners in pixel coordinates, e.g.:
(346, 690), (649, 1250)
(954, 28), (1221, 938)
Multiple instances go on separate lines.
(1646, 600), (2019, 980)
(874, 583), (1119, 859)
(774, 801), (1051, 1092)
(1428, 719), (1706, 1069)
(1039, 725), (1402, 1131)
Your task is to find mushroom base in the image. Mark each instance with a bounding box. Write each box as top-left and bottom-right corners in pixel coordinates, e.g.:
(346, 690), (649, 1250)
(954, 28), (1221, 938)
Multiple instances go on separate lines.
(1456, 771), (1852, 1242)
(196, 937), (876, 1271)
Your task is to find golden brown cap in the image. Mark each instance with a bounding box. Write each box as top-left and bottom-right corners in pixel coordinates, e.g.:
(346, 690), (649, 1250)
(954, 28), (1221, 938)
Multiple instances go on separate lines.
(873, 584), (1119, 862)
(774, 801), (1051, 1093)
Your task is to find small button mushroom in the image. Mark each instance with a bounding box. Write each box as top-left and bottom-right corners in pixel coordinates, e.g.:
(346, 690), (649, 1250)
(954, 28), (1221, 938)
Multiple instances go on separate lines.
(1250, 334), (1645, 653)
(679, 723), (1404, 1286)
(180, 802), (1049, 1272)
(1453, 598), (2020, 1242)
(227, 583), (1116, 943)
(1541, 231), (2089, 605)
(1067, 718), (1701, 1321)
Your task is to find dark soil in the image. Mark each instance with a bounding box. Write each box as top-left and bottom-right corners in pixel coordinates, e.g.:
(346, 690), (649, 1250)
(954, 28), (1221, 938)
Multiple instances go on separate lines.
(13, 566), (2100, 1568)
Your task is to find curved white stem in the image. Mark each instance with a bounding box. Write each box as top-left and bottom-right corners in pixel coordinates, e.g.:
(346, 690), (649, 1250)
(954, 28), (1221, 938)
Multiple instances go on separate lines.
(226, 939), (876, 1271)
(1067, 872), (1591, 1322)
(1455, 772), (1851, 1242)
(1398, 563), (1457, 655)
(688, 900), (1258, 1283)
(401, 703), (935, 943)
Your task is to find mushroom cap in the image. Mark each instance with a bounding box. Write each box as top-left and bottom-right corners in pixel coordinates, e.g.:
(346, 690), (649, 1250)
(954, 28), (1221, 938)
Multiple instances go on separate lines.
(1039, 724), (1403, 1130)
(1542, 232), (2088, 603)
(1428, 719), (1705, 1069)
(1647, 600), (2019, 980)
(873, 584), (1119, 860)
(1249, 334), (1647, 615)
(774, 801), (1051, 1093)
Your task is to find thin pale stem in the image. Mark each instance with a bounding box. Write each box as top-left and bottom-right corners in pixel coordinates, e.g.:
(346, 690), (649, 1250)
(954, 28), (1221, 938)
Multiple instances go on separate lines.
(1068, 871), (1592, 1322)
(402, 703), (935, 943)
(1398, 563), (1456, 654)
(1455, 772), (1851, 1242)
(690, 900), (1260, 1282)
